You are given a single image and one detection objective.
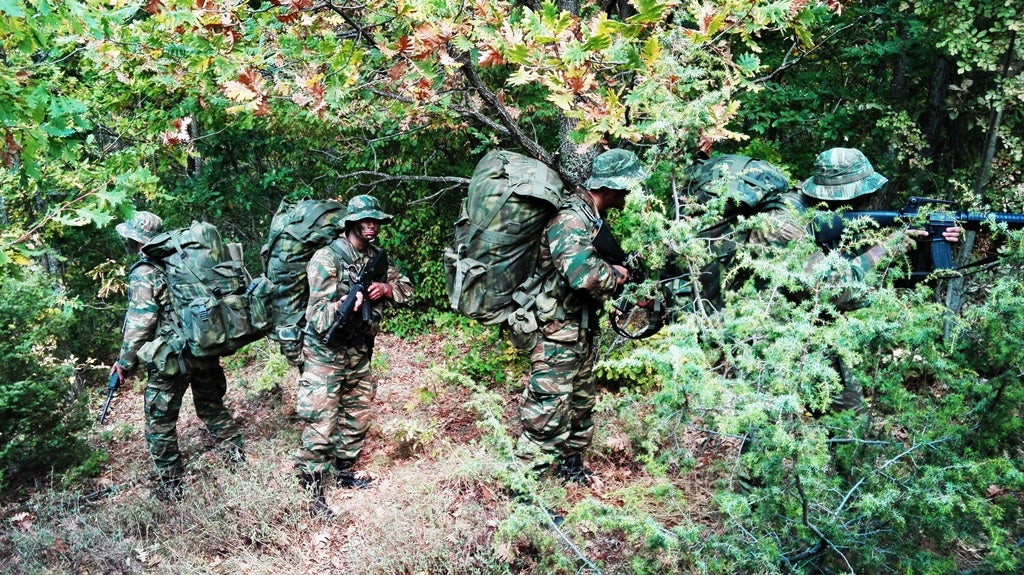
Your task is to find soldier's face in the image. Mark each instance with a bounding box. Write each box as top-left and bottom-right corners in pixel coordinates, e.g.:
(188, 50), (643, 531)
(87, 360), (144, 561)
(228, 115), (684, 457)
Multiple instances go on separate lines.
(607, 188), (629, 211)
(355, 219), (381, 242)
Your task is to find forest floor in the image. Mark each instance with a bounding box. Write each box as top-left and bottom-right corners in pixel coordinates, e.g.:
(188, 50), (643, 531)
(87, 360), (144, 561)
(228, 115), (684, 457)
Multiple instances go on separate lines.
(0, 332), (736, 574)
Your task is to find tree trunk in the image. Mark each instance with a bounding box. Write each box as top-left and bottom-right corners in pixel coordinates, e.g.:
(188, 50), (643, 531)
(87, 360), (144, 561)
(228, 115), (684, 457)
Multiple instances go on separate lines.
(944, 31), (1017, 334)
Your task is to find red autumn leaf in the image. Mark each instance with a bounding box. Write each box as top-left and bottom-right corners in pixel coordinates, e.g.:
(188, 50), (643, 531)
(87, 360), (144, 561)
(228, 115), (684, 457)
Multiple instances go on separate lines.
(387, 60), (408, 81)
(478, 45), (504, 67)
(409, 78), (434, 102)
(2, 132), (22, 169)
(395, 35), (413, 56)
(145, 0), (164, 14)
(238, 68), (265, 92)
(564, 73), (587, 94)
(161, 117), (193, 146)
(698, 132), (714, 155)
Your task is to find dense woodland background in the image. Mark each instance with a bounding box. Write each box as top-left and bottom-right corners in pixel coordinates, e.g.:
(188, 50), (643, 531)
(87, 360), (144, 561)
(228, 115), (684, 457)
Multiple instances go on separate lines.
(2, 1), (1024, 573)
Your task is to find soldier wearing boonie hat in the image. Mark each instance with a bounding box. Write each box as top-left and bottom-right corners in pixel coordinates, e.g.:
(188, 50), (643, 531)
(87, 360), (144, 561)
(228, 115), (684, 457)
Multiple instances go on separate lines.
(295, 193), (413, 516)
(801, 147), (888, 202)
(111, 210), (244, 502)
(339, 194), (394, 227)
(515, 148), (644, 486)
(585, 149), (649, 191)
(115, 211), (163, 245)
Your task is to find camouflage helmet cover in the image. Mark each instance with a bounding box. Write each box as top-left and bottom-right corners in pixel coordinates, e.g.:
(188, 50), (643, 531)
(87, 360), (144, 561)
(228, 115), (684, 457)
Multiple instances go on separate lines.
(341, 194), (393, 226)
(686, 154), (790, 207)
(584, 149), (648, 191)
(801, 147), (888, 201)
(115, 211), (163, 244)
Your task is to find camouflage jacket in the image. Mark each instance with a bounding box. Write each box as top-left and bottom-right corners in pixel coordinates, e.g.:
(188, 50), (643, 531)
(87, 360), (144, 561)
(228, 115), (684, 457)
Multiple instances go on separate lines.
(304, 237), (414, 340)
(116, 259), (175, 373)
(747, 191), (911, 310)
(533, 191), (620, 342)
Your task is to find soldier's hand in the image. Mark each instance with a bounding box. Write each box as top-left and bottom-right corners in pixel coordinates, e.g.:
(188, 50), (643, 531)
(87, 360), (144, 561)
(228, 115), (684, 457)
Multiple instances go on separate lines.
(367, 282), (392, 301)
(331, 291), (364, 314)
(611, 265), (629, 287)
(902, 229), (929, 249)
(111, 363), (130, 387)
(942, 226), (962, 243)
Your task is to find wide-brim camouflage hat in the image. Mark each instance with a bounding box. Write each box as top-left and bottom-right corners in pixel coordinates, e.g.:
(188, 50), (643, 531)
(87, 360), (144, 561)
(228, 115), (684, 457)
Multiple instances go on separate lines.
(584, 149), (649, 191)
(341, 194), (393, 226)
(801, 147), (888, 201)
(115, 211), (163, 244)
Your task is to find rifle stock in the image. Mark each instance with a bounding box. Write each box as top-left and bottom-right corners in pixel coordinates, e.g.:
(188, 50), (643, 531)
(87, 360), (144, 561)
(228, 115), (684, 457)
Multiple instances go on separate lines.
(98, 372), (120, 424)
(322, 248), (388, 345)
(814, 196), (1024, 271)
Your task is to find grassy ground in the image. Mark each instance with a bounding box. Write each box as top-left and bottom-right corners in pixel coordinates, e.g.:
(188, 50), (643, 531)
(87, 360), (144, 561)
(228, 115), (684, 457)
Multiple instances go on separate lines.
(0, 331), (728, 574)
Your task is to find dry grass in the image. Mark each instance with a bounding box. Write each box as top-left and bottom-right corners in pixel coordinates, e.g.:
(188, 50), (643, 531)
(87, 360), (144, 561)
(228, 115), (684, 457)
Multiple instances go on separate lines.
(1, 334), (723, 575)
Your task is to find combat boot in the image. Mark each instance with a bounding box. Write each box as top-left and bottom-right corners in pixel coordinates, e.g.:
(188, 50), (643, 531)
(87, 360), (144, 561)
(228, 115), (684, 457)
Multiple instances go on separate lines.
(334, 458), (372, 489)
(558, 453), (594, 485)
(299, 471), (333, 518)
(153, 476), (184, 502)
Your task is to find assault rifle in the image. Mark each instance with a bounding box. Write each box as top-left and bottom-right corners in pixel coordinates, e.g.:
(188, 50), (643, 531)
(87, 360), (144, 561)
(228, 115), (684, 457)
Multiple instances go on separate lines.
(98, 372), (120, 424)
(321, 248), (388, 346)
(814, 196), (1024, 274)
(592, 220), (665, 339)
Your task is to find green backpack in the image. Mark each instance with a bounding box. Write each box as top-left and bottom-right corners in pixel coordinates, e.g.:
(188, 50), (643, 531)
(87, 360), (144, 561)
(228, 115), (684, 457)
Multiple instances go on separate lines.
(142, 220), (273, 358)
(260, 198), (347, 363)
(674, 154), (791, 309)
(444, 150), (566, 326)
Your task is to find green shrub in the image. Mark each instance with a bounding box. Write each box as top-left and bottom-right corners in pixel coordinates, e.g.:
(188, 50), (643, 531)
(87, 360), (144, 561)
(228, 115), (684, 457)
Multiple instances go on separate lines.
(0, 267), (94, 492)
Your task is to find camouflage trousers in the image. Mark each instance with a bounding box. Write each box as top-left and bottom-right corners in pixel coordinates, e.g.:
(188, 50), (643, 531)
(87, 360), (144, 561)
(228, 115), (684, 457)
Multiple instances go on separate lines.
(144, 355), (242, 479)
(294, 336), (375, 475)
(516, 331), (599, 466)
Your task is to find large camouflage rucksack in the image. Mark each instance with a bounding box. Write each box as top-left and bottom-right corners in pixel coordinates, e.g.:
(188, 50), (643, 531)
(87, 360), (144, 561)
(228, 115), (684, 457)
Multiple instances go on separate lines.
(260, 198), (347, 364)
(443, 149), (566, 327)
(142, 220), (273, 359)
(673, 154), (791, 309)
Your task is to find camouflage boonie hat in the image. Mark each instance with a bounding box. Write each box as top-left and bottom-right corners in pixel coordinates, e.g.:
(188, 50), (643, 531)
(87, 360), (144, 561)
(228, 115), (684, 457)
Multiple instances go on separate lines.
(115, 211), (163, 244)
(341, 195), (393, 226)
(584, 149), (648, 191)
(801, 147), (888, 201)
(687, 154), (790, 207)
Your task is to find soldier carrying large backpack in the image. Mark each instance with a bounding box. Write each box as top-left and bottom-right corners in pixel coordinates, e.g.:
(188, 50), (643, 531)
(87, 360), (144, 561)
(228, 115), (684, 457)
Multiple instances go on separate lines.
(261, 198), (347, 366)
(111, 212), (269, 501)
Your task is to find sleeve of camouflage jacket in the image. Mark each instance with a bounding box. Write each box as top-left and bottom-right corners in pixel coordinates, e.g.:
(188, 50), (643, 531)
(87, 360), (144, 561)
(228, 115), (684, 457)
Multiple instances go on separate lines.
(750, 209), (911, 311)
(305, 246), (342, 336)
(116, 263), (163, 373)
(546, 210), (619, 303)
(805, 229), (912, 310)
(383, 260), (414, 305)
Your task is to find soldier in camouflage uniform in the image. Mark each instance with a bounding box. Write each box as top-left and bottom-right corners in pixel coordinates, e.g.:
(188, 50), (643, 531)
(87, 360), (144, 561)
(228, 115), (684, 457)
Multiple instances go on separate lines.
(748, 147), (960, 413)
(295, 195), (413, 515)
(111, 212), (243, 502)
(515, 149), (640, 484)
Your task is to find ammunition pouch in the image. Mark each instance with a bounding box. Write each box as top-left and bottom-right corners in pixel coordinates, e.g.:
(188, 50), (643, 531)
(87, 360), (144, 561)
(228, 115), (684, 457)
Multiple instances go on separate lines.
(138, 334), (186, 378)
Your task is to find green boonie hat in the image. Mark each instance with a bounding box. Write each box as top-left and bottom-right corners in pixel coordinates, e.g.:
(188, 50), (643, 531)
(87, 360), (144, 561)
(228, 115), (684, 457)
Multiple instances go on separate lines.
(687, 154), (790, 207)
(584, 149), (648, 191)
(801, 147), (888, 201)
(341, 194), (393, 226)
(115, 211), (163, 244)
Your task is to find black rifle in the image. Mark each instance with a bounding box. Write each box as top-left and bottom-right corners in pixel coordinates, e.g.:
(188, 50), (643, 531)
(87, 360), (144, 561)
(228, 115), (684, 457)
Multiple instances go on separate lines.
(98, 372), (120, 424)
(591, 219), (664, 339)
(814, 196), (1024, 273)
(322, 248), (388, 345)
(592, 219), (646, 284)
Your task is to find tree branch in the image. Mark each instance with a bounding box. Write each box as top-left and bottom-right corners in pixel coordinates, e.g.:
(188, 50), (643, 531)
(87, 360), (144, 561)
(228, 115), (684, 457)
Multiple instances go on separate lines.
(455, 51), (553, 167)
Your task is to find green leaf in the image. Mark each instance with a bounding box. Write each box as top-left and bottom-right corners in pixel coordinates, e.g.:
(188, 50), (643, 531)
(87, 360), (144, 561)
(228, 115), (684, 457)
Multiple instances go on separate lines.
(0, 0), (25, 18)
